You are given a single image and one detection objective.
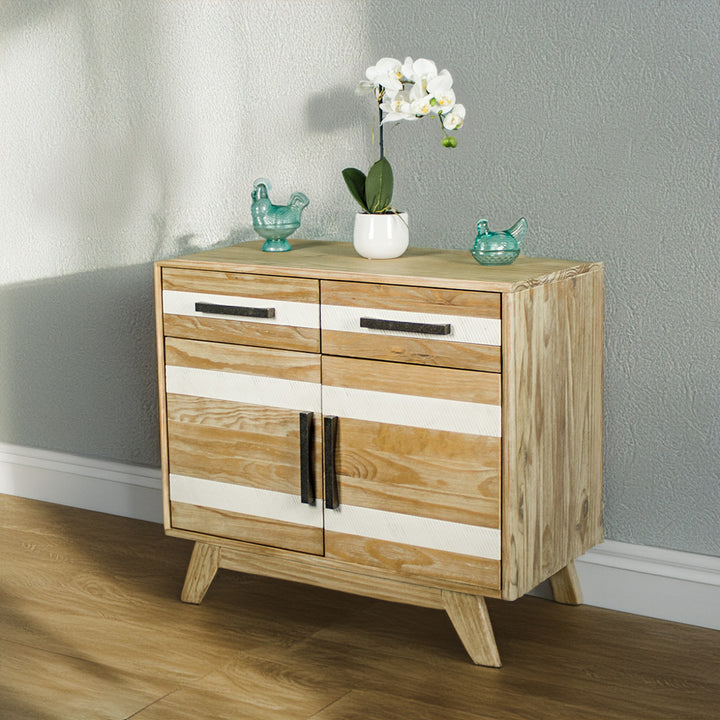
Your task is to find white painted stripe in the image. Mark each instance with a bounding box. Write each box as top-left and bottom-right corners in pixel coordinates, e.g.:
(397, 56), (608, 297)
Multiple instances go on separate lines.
(170, 473), (324, 528)
(163, 290), (319, 329)
(322, 385), (501, 437)
(326, 504), (501, 560)
(321, 304), (501, 346)
(165, 365), (322, 413)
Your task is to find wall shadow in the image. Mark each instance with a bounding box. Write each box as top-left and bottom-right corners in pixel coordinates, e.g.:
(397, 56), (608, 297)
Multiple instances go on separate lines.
(0, 263), (160, 467)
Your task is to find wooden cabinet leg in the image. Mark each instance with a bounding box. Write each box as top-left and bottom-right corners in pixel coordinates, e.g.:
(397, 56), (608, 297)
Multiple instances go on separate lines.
(549, 560), (583, 605)
(181, 542), (220, 604)
(442, 590), (502, 667)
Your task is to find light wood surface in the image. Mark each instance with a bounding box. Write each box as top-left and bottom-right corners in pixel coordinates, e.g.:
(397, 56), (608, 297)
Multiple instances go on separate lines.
(154, 263), (172, 529)
(162, 266), (319, 301)
(4, 496), (719, 720)
(549, 560), (583, 605)
(321, 354), (501, 404)
(162, 314), (320, 353)
(324, 533), (501, 591)
(321, 279), (501, 317)
(165, 336), (321, 381)
(442, 590), (502, 667)
(180, 541), (220, 604)
(502, 266), (604, 600)
(163, 239), (601, 293)
(321, 329), (502, 372)
(171, 502), (324, 555)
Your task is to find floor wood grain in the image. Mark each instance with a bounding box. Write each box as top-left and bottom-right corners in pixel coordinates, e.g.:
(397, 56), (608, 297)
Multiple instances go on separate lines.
(1, 494), (718, 720)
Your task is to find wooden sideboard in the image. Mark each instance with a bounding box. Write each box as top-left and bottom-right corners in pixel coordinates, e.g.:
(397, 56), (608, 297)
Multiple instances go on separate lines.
(154, 239), (604, 666)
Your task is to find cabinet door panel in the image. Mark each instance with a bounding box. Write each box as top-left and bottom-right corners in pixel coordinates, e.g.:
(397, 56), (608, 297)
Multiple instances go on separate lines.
(322, 356), (502, 591)
(164, 337), (323, 554)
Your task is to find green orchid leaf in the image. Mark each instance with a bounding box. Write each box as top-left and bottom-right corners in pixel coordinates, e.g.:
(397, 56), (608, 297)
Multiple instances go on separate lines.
(342, 167), (369, 213)
(365, 156), (393, 213)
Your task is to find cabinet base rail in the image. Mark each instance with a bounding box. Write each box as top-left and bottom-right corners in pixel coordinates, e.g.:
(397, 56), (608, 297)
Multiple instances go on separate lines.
(179, 540), (583, 667)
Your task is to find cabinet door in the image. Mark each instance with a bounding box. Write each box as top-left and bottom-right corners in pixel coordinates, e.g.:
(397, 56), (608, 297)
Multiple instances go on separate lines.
(321, 356), (502, 591)
(164, 337), (324, 554)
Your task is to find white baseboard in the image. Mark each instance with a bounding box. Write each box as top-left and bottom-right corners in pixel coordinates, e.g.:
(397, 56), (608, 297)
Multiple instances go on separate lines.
(0, 442), (162, 524)
(1, 442), (718, 631)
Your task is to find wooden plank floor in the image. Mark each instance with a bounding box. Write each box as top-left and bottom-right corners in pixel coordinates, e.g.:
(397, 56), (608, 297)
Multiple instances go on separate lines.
(1, 495), (718, 720)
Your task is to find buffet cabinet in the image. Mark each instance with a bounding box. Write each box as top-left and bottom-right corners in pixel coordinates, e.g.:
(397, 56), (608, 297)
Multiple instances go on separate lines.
(154, 239), (604, 666)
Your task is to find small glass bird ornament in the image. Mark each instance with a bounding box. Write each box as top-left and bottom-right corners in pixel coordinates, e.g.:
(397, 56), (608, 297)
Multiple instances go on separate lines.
(471, 217), (528, 265)
(251, 178), (309, 252)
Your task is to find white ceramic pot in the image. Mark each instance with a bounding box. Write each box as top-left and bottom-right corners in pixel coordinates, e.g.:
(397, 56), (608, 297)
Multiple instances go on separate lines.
(353, 212), (409, 259)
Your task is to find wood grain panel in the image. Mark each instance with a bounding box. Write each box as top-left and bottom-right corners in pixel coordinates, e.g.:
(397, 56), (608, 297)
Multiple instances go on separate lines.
(442, 590), (502, 667)
(162, 240), (601, 293)
(171, 501), (323, 555)
(163, 314), (319, 352)
(325, 533), (501, 591)
(162, 267), (319, 302)
(154, 263), (172, 530)
(166, 336), (320, 382)
(336, 418), (500, 528)
(322, 330), (501, 372)
(321, 280), (501, 317)
(168, 417), (302, 495)
(219, 545), (445, 609)
(322, 355), (500, 404)
(502, 265), (604, 600)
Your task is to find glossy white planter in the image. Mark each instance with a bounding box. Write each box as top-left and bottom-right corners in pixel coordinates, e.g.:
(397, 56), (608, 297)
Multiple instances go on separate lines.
(353, 212), (409, 259)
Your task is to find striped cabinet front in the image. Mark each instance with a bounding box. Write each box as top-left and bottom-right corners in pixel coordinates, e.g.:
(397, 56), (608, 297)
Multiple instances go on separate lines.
(164, 336), (324, 555)
(321, 355), (502, 592)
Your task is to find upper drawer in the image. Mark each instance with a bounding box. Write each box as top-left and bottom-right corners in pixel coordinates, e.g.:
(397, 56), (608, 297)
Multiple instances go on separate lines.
(160, 268), (320, 352)
(320, 280), (501, 372)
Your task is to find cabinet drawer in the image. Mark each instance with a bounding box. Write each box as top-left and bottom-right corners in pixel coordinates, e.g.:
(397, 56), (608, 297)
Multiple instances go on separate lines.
(320, 280), (501, 371)
(161, 268), (320, 352)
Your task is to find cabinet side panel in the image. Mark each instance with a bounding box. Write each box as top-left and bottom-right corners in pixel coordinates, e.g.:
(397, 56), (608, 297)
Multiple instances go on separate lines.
(502, 267), (604, 599)
(155, 264), (172, 530)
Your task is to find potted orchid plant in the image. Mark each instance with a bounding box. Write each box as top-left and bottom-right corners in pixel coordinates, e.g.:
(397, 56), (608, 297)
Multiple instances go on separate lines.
(343, 56), (465, 258)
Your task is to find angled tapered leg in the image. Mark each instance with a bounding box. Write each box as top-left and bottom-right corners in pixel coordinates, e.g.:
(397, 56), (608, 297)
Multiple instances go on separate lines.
(181, 542), (220, 604)
(442, 590), (501, 667)
(549, 560), (583, 605)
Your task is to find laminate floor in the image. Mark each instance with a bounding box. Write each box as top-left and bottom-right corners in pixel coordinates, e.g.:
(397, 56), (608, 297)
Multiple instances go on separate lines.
(1, 494), (718, 719)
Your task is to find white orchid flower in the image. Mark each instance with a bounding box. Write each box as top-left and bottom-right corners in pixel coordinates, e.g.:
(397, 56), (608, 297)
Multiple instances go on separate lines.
(442, 103), (466, 130)
(426, 70), (456, 113)
(380, 89), (418, 122)
(405, 57), (438, 90)
(365, 57), (403, 92)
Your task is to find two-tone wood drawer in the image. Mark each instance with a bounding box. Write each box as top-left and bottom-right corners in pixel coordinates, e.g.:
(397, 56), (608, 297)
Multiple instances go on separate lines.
(161, 268), (320, 352)
(320, 280), (501, 372)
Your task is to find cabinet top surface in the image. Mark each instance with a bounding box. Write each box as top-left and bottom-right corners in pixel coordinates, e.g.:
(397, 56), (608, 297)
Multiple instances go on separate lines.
(157, 240), (602, 292)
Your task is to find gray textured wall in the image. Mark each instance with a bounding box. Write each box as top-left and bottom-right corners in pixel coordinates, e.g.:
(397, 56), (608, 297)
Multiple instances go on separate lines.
(1, 0), (718, 555)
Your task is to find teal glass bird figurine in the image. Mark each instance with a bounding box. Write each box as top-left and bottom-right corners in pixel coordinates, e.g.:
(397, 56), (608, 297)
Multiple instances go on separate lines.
(471, 217), (528, 265)
(251, 178), (309, 252)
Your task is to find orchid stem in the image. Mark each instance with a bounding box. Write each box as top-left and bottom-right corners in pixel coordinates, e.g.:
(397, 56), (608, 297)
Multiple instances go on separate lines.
(378, 86), (385, 161)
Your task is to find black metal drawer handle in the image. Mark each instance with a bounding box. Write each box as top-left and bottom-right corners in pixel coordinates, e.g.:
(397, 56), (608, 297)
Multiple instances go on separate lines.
(323, 415), (339, 510)
(299, 412), (315, 505)
(360, 317), (451, 335)
(195, 302), (275, 319)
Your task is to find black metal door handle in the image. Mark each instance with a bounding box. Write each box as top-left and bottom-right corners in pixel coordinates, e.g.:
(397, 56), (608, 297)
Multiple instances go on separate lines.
(323, 415), (339, 509)
(299, 412), (314, 504)
(360, 317), (451, 335)
(195, 302), (275, 319)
